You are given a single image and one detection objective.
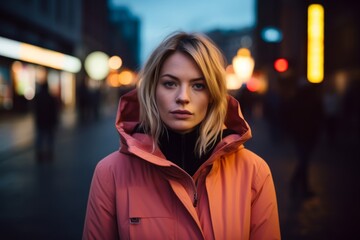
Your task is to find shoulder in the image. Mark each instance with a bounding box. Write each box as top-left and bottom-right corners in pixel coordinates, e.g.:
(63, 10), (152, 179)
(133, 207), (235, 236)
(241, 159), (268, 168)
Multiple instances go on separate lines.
(225, 146), (273, 186)
(239, 148), (274, 192)
(224, 146), (270, 170)
(93, 150), (154, 182)
(89, 151), (137, 194)
(95, 150), (136, 171)
(240, 148), (270, 170)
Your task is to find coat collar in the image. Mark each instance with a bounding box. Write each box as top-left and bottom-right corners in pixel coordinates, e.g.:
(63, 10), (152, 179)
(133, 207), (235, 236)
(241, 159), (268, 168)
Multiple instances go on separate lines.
(115, 88), (252, 165)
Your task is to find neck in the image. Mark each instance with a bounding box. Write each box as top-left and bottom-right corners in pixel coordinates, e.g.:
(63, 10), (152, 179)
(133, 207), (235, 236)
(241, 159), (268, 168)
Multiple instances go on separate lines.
(159, 125), (213, 176)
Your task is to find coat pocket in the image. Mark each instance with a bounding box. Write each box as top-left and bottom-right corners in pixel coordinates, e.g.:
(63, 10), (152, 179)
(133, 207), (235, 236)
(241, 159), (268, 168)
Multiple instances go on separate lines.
(128, 186), (175, 239)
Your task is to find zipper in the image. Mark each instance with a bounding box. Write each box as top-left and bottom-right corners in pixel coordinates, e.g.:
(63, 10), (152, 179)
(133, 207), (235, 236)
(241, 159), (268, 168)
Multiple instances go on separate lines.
(180, 134), (198, 207)
(193, 191), (198, 207)
(181, 134), (185, 169)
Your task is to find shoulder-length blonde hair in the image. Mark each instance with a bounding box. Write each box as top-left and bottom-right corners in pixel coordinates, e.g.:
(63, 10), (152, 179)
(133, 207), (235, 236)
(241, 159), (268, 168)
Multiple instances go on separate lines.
(137, 31), (228, 157)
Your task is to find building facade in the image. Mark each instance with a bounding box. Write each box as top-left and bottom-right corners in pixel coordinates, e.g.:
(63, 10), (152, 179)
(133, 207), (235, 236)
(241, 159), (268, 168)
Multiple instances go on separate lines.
(0, 0), (83, 112)
(0, 0), (141, 114)
(108, 6), (140, 71)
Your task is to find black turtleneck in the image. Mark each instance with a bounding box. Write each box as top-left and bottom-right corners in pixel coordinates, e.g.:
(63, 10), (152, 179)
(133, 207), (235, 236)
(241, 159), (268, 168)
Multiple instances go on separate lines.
(133, 124), (235, 176)
(159, 126), (236, 176)
(158, 126), (203, 176)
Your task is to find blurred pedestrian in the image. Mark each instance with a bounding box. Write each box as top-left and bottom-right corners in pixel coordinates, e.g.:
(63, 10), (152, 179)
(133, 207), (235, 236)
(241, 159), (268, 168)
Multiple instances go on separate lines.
(33, 81), (59, 162)
(288, 79), (324, 198)
(263, 78), (282, 142)
(83, 32), (280, 239)
(322, 80), (342, 146)
(343, 77), (360, 141)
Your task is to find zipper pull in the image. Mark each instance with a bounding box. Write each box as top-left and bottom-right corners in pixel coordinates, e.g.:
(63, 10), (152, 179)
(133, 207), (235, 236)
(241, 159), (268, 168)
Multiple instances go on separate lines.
(193, 192), (198, 207)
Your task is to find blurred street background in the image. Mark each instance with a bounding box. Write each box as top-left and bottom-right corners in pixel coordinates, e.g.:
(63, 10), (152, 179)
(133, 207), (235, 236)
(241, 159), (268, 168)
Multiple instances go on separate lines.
(1, 0), (359, 239)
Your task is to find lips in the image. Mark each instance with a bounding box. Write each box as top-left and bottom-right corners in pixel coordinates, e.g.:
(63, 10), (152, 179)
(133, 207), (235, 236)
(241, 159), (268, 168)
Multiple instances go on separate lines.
(171, 110), (192, 115)
(170, 110), (193, 119)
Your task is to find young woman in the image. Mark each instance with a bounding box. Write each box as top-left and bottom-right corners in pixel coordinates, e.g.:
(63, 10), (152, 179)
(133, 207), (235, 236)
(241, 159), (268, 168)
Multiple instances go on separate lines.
(83, 32), (281, 239)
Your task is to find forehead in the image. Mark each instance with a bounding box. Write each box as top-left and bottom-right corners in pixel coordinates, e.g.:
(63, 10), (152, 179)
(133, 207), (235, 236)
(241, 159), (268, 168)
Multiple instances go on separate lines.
(160, 52), (202, 76)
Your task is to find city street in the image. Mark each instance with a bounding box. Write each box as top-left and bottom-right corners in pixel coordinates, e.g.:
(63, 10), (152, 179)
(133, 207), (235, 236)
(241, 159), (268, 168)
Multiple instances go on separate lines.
(0, 106), (359, 239)
(0, 108), (120, 240)
(1, 0), (359, 239)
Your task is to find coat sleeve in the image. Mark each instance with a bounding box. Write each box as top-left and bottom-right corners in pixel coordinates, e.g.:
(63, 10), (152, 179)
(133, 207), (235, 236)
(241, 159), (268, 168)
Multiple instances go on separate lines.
(250, 160), (281, 240)
(82, 160), (119, 240)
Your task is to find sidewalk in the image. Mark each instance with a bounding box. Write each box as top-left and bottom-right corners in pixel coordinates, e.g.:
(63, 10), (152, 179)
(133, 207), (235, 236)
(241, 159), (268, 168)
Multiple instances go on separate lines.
(0, 113), (34, 156)
(0, 101), (117, 161)
(0, 106), (119, 240)
(0, 109), (77, 161)
(247, 116), (360, 239)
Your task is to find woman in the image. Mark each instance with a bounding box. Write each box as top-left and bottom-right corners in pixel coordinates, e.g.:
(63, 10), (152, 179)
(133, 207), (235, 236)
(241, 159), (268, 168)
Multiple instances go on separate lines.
(83, 32), (280, 239)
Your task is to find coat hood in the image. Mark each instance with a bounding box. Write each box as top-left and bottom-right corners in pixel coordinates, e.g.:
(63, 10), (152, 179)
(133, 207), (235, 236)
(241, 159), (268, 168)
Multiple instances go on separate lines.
(115, 88), (252, 164)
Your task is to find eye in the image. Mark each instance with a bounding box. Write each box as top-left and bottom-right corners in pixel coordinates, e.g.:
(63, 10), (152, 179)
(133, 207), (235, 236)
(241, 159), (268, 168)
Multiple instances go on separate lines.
(162, 80), (177, 88)
(193, 82), (206, 90)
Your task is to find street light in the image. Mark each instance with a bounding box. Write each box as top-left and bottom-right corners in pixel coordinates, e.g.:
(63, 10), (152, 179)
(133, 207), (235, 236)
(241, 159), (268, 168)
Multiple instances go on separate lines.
(225, 65), (242, 90)
(84, 51), (110, 81)
(108, 55), (122, 70)
(232, 48), (255, 86)
(274, 58), (289, 73)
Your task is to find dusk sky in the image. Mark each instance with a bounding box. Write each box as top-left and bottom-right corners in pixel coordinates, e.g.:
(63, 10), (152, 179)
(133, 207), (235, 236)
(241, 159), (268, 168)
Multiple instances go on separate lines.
(110, 0), (256, 64)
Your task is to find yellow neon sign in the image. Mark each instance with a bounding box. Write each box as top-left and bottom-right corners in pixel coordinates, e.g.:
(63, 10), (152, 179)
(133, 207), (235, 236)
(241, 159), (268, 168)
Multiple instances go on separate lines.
(307, 4), (324, 83)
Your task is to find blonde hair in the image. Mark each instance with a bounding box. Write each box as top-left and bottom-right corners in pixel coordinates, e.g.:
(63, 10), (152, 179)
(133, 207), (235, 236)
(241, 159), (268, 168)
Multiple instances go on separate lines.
(137, 31), (228, 156)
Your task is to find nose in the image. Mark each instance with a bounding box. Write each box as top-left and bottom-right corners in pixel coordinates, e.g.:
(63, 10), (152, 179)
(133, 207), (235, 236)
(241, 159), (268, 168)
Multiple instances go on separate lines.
(175, 87), (190, 104)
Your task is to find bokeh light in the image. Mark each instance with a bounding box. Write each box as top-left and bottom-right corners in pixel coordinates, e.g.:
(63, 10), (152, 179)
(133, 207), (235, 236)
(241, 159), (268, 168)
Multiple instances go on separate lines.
(84, 51), (110, 80)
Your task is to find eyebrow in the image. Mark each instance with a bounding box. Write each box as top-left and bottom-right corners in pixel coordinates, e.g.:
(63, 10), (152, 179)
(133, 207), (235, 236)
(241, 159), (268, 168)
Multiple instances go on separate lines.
(160, 73), (205, 82)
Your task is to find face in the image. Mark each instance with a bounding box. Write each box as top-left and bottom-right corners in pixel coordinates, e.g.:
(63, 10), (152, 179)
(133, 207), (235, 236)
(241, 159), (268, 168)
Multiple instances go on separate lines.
(156, 52), (210, 134)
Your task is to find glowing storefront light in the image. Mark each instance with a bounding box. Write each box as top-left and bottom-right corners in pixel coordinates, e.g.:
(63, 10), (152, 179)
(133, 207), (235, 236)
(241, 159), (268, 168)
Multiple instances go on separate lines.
(107, 72), (121, 87)
(0, 36), (81, 73)
(48, 70), (60, 96)
(0, 65), (12, 109)
(246, 72), (268, 94)
(307, 4), (324, 83)
(107, 69), (136, 88)
(118, 70), (134, 85)
(12, 61), (36, 100)
(60, 71), (75, 106)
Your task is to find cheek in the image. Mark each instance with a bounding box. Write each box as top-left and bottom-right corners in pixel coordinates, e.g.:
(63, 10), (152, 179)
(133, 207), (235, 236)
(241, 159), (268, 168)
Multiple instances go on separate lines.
(155, 90), (167, 114)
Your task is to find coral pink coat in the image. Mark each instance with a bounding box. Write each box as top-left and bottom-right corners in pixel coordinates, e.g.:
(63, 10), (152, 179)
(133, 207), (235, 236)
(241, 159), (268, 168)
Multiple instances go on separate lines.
(83, 89), (281, 239)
